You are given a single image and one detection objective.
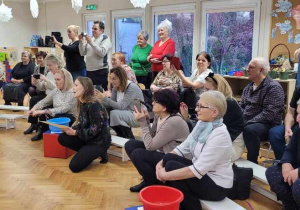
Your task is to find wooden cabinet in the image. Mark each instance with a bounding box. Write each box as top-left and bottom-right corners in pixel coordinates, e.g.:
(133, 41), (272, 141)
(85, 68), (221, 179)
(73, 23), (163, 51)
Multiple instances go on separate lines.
(23, 47), (63, 60)
(223, 75), (296, 109)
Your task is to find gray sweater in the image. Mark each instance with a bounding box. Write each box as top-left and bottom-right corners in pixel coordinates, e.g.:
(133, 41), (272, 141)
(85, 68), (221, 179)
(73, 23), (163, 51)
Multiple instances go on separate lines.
(102, 82), (144, 111)
(79, 34), (112, 71)
(139, 114), (190, 154)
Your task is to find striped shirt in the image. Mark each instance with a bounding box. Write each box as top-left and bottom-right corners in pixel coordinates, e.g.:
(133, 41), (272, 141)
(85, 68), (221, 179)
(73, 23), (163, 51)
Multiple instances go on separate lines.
(240, 76), (284, 126)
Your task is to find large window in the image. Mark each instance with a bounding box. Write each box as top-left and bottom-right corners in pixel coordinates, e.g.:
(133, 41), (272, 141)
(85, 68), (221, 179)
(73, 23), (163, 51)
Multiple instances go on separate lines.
(153, 4), (195, 76)
(112, 10), (144, 64)
(206, 11), (254, 74)
(201, 0), (261, 74)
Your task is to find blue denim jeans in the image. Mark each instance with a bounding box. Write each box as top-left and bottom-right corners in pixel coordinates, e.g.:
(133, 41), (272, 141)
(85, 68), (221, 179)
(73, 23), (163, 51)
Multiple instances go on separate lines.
(269, 124), (298, 160)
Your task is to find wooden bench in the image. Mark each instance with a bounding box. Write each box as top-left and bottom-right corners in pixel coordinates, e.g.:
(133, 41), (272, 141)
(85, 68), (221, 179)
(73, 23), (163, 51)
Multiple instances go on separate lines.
(0, 105), (29, 111)
(0, 114), (23, 129)
(234, 158), (282, 205)
(108, 135), (130, 162)
(200, 198), (245, 210)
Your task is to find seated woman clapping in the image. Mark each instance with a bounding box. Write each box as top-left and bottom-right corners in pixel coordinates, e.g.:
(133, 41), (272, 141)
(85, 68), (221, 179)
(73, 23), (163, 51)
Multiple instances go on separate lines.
(58, 77), (111, 173)
(150, 54), (182, 93)
(28, 69), (77, 140)
(156, 91), (233, 210)
(95, 66), (144, 139)
(125, 89), (190, 192)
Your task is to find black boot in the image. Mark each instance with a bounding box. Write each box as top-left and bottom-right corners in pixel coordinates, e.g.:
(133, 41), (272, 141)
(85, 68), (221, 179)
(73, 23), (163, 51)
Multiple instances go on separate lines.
(119, 126), (135, 139)
(130, 180), (147, 192)
(31, 126), (43, 141)
(100, 152), (108, 164)
(111, 126), (122, 137)
(24, 124), (37, 135)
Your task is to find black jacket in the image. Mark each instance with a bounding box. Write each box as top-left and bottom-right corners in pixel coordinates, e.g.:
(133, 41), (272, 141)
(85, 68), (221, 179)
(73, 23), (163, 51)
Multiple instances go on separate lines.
(73, 101), (111, 147)
(280, 126), (300, 178)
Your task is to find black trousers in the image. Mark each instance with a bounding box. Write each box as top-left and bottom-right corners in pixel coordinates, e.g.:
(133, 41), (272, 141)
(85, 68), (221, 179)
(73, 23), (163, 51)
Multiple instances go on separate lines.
(28, 94), (46, 124)
(266, 164), (300, 209)
(162, 153), (231, 210)
(3, 82), (30, 106)
(136, 72), (152, 89)
(87, 68), (108, 90)
(243, 123), (272, 163)
(58, 133), (110, 173)
(125, 139), (164, 185)
(151, 71), (159, 82)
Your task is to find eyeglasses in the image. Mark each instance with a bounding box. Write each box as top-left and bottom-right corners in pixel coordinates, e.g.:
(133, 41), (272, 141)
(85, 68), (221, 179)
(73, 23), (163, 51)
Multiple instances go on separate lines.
(162, 60), (170, 63)
(196, 104), (215, 110)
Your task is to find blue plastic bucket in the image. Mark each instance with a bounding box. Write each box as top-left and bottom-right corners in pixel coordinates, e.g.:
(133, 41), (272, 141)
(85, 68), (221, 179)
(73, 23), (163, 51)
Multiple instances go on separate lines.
(47, 117), (70, 132)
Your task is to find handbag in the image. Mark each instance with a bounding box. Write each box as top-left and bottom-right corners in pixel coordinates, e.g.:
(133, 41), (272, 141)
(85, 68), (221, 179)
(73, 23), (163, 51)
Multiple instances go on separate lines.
(227, 163), (253, 200)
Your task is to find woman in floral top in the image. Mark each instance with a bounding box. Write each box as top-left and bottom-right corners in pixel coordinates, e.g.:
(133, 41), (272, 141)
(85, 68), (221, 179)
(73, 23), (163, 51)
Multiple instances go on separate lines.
(150, 54), (182, 93)
(58, 77), (111, 173)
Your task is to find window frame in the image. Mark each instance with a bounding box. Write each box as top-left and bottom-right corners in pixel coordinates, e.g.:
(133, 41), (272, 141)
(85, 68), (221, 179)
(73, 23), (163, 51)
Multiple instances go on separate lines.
(111, 9), (145, 55)
(82, 13), (107, 37)
(200, 0), (261, 62)
(151, 3), (197, 72)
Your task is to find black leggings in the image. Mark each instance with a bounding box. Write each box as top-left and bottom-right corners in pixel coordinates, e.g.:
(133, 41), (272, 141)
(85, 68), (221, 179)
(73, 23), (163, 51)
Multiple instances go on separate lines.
(28, 94), (46, 124)
(58, 133), (110, 173)
(125, 139), (164, 185)
(162, 153), (231, 210)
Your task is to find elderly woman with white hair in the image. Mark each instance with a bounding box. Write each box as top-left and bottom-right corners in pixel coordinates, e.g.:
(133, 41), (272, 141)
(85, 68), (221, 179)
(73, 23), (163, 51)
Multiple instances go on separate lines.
(52, 25), (86, 80)
(130, 30), (153, 89)
(147, 19), (176, 81)
(156, 90), (233, 210)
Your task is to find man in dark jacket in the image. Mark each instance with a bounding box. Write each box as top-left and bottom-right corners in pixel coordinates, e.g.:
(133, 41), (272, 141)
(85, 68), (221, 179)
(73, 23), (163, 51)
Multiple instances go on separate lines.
(240, 57), (285, 163)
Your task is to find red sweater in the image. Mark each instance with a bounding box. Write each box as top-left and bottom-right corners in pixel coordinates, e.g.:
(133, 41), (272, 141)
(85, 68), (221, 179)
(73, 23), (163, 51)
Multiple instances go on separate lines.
(150, 38), (176, 72)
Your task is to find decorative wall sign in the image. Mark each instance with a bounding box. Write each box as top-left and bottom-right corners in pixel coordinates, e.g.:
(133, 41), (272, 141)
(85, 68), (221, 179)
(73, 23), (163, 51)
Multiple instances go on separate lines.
(275, 0), (292, 13)
(272, 10), (278, 18)
(276, 20), (292, 34)
(294, 34), (300, 44)
(285, 8), (292, 17)
(292, 5), (300, 29)
(272, 26), (278, 38)
(288, 30), (294, 43)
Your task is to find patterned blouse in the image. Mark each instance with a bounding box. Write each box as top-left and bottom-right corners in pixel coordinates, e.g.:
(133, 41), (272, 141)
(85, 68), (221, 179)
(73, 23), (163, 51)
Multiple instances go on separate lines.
(152, 69), (182, 91)
(122, 65), (138, 84)
(35, 88), (77, 116)
(72, 101), (111, 146)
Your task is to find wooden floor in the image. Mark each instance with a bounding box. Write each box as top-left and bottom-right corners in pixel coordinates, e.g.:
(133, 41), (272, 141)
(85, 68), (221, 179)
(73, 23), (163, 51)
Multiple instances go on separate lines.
(0, 97), (282, 209)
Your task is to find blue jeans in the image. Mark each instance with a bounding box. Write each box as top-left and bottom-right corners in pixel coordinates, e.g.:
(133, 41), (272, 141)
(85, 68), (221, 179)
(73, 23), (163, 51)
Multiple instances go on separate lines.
(71, 69), (87, 81)
(243, 123), (272, 163)
(269, 124), (297, 160)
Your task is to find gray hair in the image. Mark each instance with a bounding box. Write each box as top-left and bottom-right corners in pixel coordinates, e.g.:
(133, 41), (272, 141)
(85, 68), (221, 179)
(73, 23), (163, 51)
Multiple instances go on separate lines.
(199, 90), (227, 119)
(137, 30), (149, 41)
(22, 51), (32, 60)
(297, 98), (300, 105)
(45, 54), (64, 69)
(252, 57), (270, 76)
(157, 19), (172, 35)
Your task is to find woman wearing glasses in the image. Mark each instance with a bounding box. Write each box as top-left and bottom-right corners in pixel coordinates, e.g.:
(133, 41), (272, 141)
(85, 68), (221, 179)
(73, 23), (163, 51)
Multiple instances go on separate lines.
(181, 73), (244, 161)
(125, 88), (189, 192)
(150, 54), (182, 93)
(156, 91), (233, 210)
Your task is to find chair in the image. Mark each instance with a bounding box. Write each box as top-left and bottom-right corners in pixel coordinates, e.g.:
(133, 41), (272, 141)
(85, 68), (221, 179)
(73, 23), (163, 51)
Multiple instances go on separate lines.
(259, 142), (276, 167)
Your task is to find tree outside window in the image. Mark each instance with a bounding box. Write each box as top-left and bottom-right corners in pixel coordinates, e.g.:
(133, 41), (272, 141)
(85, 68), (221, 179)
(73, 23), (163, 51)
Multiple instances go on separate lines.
(206, 11), (254, 75)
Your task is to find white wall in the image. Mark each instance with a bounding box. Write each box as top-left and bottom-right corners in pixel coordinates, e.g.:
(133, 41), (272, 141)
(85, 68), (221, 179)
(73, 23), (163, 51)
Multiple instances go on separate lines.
(0, 1), (37, 60)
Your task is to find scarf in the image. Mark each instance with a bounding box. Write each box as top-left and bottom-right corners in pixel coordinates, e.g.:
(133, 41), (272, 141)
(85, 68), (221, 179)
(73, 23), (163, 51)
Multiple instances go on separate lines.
(188, 119), (223, 151)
